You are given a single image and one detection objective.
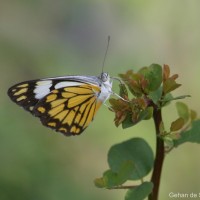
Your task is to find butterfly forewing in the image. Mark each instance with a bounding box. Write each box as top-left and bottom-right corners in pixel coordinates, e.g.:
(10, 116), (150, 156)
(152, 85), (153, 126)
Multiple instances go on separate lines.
(8, 78), (89, 113)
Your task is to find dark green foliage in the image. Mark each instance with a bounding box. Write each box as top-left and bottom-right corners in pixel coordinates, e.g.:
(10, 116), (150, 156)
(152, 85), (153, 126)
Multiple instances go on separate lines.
(108, 138), (154, 180)
(94, 138), (153, 190)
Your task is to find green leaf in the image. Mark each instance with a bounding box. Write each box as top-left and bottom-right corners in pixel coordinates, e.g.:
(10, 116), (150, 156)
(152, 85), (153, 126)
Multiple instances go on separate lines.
(125, 182), (153, 200)
(138, 66), (148, 75)
(108, 138), (154, 180)
(148, 87), (162, 104)
(161, 93), (173, 107)
(102, 170), (120, 188)
(170, 118), (185, 132)
(161, 95), (190, 103)
(143, 107), (153, 120)
(135, 108), (153, 122)
(114, 161), (135, 185)
(122, 113), (135, 129)
(94, 161), (134, 188)
(176, 102), (190, 121)
(173, 120), (200, 147)
(94, 177), (106, 188)
(169, 95), (191, 100)
(139, 64), (162, 92)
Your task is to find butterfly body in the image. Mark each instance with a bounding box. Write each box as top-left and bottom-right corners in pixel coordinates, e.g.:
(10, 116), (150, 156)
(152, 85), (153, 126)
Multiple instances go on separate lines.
(8, 72), (112, 136)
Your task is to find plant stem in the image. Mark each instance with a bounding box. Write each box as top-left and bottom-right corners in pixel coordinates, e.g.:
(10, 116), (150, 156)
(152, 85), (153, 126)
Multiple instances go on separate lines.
(148, 106), (165, 200)
(109, 185), (137, 190)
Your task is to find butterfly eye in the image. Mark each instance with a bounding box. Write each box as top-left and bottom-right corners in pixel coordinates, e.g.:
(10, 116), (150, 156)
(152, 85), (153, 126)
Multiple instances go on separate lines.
(100, 72), (109, 82)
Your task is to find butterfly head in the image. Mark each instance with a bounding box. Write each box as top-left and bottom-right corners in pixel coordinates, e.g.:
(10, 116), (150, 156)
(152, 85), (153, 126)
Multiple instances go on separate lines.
(100, 72), (110, 82)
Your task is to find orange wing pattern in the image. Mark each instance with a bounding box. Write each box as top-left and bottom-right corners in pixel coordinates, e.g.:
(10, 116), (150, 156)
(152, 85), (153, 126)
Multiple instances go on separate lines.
(34, 84), (102, 136)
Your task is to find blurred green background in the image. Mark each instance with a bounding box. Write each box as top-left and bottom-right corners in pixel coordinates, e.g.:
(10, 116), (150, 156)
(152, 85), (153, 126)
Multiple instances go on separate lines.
(1, 1), (200, 199)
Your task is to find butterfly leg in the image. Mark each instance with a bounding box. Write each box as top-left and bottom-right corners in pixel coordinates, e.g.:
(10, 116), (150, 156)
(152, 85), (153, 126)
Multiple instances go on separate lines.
(110, 77), (129, 102)
(103, 102), (114, 111)
(111, 92), (129, 102)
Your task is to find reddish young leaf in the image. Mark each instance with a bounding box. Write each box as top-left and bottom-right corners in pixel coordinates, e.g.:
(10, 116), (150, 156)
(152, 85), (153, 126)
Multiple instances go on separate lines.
(163, 78), (181, 94)
(163, 64), (170, 81)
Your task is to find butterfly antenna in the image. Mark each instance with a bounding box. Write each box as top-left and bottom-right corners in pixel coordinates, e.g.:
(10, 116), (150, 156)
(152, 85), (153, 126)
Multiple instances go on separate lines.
(102, 35), (110, 73)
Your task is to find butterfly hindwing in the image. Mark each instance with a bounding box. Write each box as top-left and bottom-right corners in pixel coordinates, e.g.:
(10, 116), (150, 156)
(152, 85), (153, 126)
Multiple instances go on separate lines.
(33, 83), (103, 136)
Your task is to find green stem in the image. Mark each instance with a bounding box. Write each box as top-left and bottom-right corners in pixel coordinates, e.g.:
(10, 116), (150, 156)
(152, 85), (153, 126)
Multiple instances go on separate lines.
(148, 107), (165, 200)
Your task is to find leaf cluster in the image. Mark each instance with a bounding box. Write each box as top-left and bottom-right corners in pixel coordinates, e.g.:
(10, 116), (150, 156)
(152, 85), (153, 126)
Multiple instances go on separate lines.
(110, 64), (184, 128)
(95, 64), (200, 200)
(164, 102), (199, 150)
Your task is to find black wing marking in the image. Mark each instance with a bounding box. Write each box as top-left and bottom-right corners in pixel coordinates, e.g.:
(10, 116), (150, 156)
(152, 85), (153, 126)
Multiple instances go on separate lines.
(7, 80), (53, 113)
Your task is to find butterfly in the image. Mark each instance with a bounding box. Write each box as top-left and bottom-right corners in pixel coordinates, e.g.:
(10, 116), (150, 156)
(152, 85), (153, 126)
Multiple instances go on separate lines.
(7, 72), (114, 136)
